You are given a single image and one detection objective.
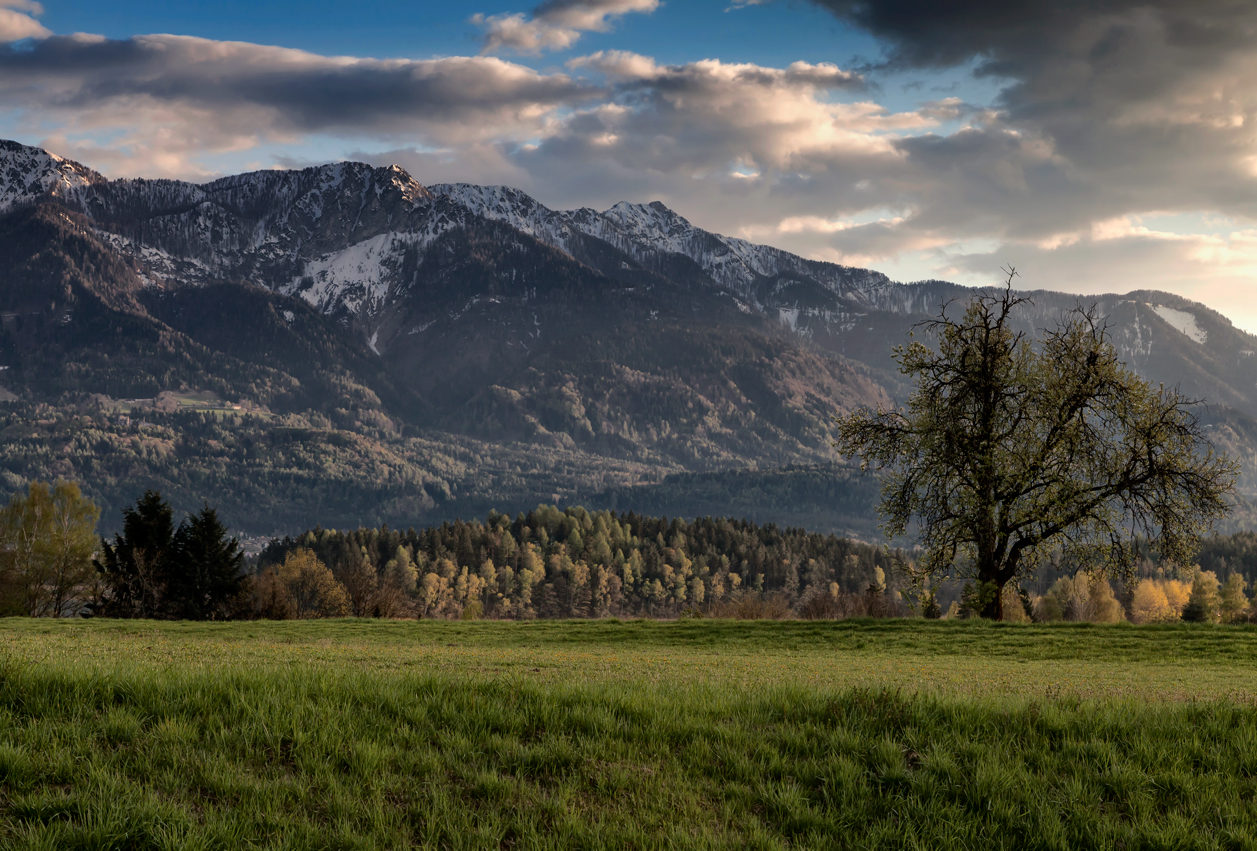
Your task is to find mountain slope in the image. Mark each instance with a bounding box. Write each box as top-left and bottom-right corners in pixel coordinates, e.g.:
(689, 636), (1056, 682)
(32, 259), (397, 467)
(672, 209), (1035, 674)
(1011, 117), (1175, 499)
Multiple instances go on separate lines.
(0, 138), (1252, 534)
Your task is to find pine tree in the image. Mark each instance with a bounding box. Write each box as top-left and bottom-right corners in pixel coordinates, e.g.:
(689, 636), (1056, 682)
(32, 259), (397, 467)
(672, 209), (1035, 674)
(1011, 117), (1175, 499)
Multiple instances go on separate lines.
(169, 504), (245, 620)
(95, 490), (176, 618)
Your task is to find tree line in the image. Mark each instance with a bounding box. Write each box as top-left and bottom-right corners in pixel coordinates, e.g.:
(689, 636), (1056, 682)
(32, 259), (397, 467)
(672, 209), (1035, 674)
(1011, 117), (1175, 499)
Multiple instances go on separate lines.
(252, 504), (908, 620)
(4, 479), (1257, 623)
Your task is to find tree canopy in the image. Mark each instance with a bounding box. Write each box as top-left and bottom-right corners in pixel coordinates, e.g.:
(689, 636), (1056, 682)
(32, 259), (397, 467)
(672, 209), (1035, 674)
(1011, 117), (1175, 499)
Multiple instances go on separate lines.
(834, 277), (1238, 619)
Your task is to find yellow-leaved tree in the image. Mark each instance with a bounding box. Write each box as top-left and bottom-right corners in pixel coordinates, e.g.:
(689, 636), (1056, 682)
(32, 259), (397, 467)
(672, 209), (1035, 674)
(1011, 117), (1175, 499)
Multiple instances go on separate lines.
(255, 548), (350, 619)
(1129, 579), (1177, 624)
(0, 481), (100, 617)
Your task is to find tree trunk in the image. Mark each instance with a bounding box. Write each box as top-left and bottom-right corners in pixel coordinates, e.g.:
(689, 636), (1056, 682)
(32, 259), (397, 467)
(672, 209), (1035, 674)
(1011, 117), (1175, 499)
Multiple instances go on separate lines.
(979, 577), (1004, 620)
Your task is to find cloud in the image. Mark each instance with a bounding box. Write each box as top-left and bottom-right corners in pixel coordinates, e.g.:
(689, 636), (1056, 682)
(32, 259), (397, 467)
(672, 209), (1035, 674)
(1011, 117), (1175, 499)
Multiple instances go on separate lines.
(473, 0), (658, 55)
(555, 52), (875, 175)
(0, 33), (598, 176)
(3, 10), (1257, 332)
(0, 0), (49, 42)
(940, 223), (1257, 334)
(801, 0), (1257, 229)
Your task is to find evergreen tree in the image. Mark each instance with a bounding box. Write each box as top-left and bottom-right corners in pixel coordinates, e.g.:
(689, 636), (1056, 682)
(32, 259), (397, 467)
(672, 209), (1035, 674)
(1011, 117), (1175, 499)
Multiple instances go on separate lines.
(169, 504), (245, 620)
(95, 490), (176, 618)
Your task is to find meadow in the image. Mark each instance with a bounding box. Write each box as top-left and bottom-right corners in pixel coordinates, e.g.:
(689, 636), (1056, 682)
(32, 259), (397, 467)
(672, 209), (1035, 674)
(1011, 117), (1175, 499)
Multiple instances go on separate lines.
(3, 618), (1257, 849)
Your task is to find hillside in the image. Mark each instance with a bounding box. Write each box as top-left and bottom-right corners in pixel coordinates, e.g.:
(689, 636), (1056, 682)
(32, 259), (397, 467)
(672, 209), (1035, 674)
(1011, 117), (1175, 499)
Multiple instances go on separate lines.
(0, 139), (1252, 534)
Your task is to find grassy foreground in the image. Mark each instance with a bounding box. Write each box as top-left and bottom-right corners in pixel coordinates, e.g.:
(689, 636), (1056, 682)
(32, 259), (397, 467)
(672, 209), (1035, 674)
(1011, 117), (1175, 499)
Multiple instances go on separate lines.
(3, 620), (1257, 849)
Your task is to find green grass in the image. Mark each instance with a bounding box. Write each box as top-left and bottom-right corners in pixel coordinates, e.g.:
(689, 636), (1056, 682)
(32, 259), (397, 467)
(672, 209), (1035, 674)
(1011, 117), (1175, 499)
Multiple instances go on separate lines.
(3, 619), (1257, 849)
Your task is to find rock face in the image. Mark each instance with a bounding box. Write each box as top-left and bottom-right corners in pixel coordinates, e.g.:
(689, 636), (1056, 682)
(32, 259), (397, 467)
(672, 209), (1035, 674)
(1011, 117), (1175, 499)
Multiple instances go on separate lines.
(0, 137), (1255, 531)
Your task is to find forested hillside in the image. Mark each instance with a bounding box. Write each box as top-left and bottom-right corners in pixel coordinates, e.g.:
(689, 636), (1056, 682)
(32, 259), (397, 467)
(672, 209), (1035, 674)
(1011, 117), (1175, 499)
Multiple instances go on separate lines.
(0, 140), (1255, 538)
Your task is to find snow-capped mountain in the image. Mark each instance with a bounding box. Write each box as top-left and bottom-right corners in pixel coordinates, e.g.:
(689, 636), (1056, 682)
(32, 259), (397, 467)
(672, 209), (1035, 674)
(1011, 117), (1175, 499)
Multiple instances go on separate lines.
(0, 138), (1256, 529)
(0, 138), (894, 334)
(0, 137), (1254, 458)
(0, 140), (104, 213)
(428, 183), (894, 309)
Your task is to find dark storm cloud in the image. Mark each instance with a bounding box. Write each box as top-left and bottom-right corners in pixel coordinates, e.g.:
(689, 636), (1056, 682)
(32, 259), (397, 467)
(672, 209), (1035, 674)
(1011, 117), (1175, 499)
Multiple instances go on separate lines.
(808, 0), (1257, 75)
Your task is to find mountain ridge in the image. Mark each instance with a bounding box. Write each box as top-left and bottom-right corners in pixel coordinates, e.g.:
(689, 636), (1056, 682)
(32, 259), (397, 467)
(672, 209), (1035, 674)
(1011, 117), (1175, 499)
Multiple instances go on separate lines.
(0, 138), (1253, 534)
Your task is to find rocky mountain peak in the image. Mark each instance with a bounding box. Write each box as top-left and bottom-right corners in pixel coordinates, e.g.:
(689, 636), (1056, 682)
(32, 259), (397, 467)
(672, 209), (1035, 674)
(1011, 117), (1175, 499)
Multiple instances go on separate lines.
(0, 139), (105, 213)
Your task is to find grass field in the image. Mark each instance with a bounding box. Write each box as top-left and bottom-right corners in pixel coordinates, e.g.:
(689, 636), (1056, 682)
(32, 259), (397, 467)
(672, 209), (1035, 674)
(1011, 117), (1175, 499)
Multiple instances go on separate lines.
(3, 619), (1257, 849)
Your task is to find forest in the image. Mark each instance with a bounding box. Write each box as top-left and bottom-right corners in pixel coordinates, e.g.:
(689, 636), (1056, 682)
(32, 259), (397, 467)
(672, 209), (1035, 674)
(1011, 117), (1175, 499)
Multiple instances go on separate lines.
(4, 478), (1257, 623)
(255, 505), (908, 621)
(0, 402), (890, 539)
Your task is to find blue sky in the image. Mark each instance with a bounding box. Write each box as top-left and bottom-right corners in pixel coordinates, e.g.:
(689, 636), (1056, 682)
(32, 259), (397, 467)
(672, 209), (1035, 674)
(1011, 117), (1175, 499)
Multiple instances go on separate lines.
(37, 1), (869, 68)
(2, 0), (1256, 333)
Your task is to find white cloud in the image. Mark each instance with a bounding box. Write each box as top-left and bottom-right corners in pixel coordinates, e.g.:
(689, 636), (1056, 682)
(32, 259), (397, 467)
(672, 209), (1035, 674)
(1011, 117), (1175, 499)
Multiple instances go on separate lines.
(473, 0), (658, 55)
(0, 0), (49, 42)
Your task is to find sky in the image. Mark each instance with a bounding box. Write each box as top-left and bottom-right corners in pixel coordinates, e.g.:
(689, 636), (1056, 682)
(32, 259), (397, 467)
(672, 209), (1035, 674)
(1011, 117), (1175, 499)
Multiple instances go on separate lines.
(2, 0), (1257, 332)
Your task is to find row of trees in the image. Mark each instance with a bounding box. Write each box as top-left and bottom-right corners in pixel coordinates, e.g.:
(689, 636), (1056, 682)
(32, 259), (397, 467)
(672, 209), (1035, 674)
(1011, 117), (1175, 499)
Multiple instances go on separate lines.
(0, 483), (246, 619)
(254, 506), (906, 620)
(0, 481), (910, 621)
(950, 567), (1256, 624)
(2, 478), (1253, 624)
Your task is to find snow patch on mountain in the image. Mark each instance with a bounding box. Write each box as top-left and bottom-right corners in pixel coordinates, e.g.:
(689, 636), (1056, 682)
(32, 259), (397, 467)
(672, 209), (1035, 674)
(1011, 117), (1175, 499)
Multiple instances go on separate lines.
(289, 231), (430, 315)
(1150, 304), (1207, 345)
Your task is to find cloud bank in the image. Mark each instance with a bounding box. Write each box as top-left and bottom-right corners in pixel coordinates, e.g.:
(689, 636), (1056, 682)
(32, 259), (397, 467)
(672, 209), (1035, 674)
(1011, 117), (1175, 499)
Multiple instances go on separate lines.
(794, 0), (1257, 323)
(0, 34), (598, 175)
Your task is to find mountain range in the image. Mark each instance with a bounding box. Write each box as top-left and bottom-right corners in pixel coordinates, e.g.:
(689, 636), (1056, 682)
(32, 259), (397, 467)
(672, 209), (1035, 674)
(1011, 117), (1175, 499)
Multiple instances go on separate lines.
(0, 138), (1253, 536)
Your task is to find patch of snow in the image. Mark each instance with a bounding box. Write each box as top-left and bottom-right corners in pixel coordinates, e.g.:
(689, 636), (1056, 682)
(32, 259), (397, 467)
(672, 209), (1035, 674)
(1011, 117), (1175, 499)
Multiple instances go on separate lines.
(282, 310), (295, 323)
(367, 330), (380, 354)
(1149, 304), (1207, 344)
(293, 231), (428, 314)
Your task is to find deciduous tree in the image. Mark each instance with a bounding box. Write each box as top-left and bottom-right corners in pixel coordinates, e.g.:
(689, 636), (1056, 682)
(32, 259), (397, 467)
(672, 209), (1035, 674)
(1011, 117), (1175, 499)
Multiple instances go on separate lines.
(1182, 570), (1222, 623)
(0, 481), (100, 616)
(1220, 573), (1249, 623)
(256, 548), (350, 619)
(834, 275), (1237, 619)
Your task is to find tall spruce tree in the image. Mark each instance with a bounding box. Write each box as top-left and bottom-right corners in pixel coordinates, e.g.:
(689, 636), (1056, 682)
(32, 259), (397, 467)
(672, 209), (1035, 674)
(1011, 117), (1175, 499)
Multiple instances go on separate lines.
(169, 504), (245, 620)
(95, 490), (175, 618)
